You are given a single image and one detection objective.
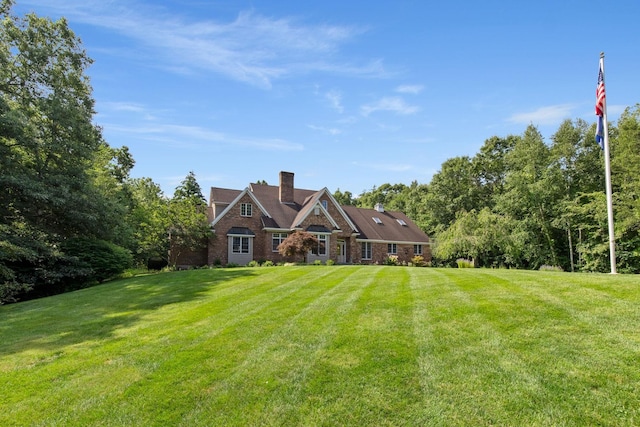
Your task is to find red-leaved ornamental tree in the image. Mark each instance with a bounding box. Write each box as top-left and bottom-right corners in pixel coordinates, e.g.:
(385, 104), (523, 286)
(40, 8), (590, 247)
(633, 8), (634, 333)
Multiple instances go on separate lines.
(277, 231), (318, 262)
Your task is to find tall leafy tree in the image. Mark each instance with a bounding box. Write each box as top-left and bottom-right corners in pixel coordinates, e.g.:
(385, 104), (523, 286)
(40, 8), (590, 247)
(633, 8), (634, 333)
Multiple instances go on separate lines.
(0, 2), (132, 301)
(423, 156), (480, 234)
(433, 208), (517, 268)
(173, 170), (206, 206)
(496, 125), (562, 268)
(333, 188), (356, 206)
(127, 178), (170, 263)
(472, 135), (519, 209)
(169, 172), (212, 265)
(549, 119), (603, 271)
(610, 105), (640, 272)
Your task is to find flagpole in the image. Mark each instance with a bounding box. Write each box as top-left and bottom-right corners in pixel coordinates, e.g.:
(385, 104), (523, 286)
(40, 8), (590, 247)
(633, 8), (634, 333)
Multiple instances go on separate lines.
(600, 52), (617, 274)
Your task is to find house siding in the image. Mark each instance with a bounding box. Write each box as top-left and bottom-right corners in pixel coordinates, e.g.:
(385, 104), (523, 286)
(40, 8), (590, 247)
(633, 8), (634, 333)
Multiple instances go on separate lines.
(209, 193), (263, 265)
(297, 208), (336, 263)
(356, 242), (432, 265)
(189, 172), (431, 267)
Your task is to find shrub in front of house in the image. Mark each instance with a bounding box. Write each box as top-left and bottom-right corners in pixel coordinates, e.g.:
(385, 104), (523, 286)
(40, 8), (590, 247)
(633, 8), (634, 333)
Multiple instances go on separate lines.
(456, 258), (474, 268)
(411, 255), (425, 267)
(384, 255), (399, 266)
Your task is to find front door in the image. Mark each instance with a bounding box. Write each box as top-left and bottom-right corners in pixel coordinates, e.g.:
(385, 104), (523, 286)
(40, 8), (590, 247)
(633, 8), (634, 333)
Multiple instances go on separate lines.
(337, 240), (346, 264)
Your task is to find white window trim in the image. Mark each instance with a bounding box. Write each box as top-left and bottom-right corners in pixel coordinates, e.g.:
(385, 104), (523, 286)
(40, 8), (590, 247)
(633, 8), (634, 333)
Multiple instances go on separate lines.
(310, 233), (329, 256)
(387, 243), (397, 255)
(414, 244), (423, 255)
(361, 241), (372, 260)
(240, 203), (252, 217)
(272, 232), (288, 252)
(232, 236), (251, 254)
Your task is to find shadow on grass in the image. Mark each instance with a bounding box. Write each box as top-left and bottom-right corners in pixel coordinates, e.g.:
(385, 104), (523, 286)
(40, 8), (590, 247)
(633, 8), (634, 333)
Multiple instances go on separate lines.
(0, 268), (256, 357)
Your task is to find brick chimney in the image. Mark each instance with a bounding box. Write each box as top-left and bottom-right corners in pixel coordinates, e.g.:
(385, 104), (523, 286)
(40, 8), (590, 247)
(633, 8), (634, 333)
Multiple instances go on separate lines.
(279, 171), (295, 204)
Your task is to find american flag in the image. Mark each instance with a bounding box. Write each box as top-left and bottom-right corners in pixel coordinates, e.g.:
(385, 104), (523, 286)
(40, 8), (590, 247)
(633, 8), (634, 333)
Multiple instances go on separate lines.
(595, 62), (605, 149)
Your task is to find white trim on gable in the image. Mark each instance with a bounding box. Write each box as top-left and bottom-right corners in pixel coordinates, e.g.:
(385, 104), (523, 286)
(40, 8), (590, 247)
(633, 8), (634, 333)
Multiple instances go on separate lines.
(210, 187), (272, 228)
(294, 200), (341, 230)
(318, 188), (359, 233)
(293, 188), (359, 233)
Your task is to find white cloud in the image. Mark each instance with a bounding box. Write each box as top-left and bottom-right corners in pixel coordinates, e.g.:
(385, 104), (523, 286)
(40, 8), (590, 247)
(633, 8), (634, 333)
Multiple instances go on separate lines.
(396, 84), (423, 94)
(104, 122), (303, 151)
(360, 97), (420, 117)
(508, 104), (575, 126)
(20, 0), (384, 88)
(325, 90), (344, 113)
(308, 124), (342, 135)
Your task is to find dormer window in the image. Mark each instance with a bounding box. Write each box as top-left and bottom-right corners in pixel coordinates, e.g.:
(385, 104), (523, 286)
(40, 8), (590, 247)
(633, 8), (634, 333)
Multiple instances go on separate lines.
(240, 203), (252, 217)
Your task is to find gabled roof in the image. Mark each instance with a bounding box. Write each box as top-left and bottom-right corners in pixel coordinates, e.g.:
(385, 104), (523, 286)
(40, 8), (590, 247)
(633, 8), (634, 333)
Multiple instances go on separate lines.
(245, 183), (317, 229)
(208, 175), (429, 244)
(290, 189), (341, 230)
(210, 187), (271, 228)
(210, 187), (242, 205)
(342, 206), (429, 244)
(296, 188), (359, 233)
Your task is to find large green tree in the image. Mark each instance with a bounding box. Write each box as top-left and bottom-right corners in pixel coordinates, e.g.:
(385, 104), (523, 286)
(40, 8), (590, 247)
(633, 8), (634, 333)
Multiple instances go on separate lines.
(495, 125), (563, 268)
(610, 105), (640, 272)
(0, 1), (132, 301)
(168, 172), (212, 265)
(127, 178), (170, 264)
(423, 156), (480, 234)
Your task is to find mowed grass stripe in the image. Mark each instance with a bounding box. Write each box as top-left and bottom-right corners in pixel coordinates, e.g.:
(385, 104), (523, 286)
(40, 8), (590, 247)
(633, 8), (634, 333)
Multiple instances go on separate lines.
(1, 267), (341, 425)
(291, 267), (426, 426)
(409, 268), (545, 426)
(1, 269), (328, 419)
(67, 267), (361, 426)
(182, 266), (375, 426)
(1, 267), (640, 426)
(428, 269), (640, 426)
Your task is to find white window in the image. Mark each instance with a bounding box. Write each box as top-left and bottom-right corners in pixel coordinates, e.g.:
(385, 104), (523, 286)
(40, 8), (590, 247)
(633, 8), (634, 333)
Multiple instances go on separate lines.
(387, 243), (397, 254)
(232, 236), (250, 254)
(272, 233), (288, 252)
(321, 200), (328, 209)
(414, 244), (423, 255)
(240, 203), (252, 217)
(311, 234), (327, 256)
(361, 242), (372, 260)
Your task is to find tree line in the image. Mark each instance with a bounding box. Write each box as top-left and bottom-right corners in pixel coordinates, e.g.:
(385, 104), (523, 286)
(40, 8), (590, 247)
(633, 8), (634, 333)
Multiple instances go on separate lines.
(0, 2), (210, 303)
(3, 2), (639, 303)
(339, 108), (640, 273)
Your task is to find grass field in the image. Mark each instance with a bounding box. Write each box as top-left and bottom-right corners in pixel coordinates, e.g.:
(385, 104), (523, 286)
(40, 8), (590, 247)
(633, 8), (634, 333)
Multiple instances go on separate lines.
(1, 266), (639, 426)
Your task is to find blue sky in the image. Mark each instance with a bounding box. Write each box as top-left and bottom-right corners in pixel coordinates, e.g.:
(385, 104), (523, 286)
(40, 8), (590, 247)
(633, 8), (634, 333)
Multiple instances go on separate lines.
(14, 0), (640, 199)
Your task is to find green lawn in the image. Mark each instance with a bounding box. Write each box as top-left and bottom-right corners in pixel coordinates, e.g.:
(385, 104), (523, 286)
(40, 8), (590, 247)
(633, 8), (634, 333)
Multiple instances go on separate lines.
(1, 266), (639, 426)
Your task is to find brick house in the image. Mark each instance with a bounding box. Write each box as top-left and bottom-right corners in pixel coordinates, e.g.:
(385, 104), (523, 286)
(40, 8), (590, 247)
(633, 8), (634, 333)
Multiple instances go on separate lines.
(174, 171), (430, 266)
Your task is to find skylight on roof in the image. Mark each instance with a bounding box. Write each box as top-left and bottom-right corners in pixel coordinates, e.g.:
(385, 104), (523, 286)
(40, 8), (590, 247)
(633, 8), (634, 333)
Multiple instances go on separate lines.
(372, 217), (383, 224)
(396, 219), (407, 226)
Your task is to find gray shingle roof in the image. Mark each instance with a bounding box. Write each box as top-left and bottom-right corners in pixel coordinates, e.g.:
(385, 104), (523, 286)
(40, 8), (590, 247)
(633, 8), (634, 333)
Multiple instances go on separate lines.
(342, 206), (429, 243)
(227, 227), (255, 236)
